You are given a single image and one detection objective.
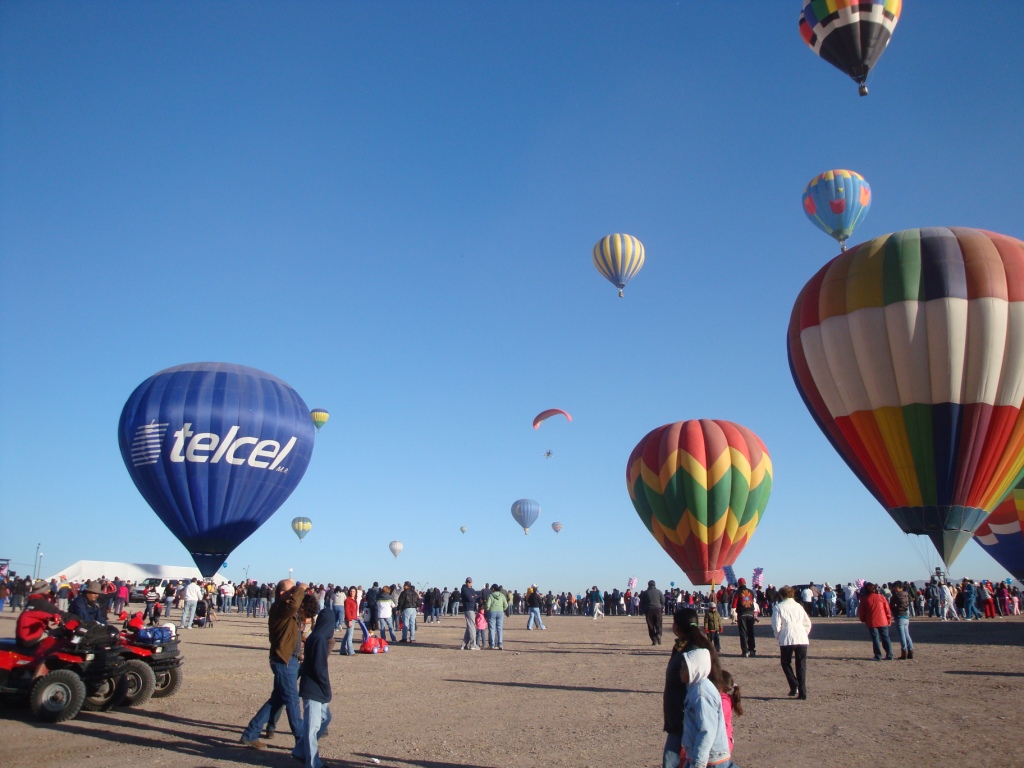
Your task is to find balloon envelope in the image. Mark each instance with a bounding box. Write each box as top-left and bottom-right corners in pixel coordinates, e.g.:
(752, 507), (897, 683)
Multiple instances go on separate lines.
(799, 0), (901, 95)
(511, 499), (541, 534)
(593, 234), (645, 297)
(291, 516), (312, 541)
(627, 420), (773, 586)
(389, 540), (403, 558)
(802, 170), (871, 246)
(310, 409), (329, 432)
(788, 227), (1024, 565)
(118, 362), (316, 577)
(459, 526), (467, 534)
(551, 522), (563, 533)
(533, 409), (572, 429)
(974, 486), (1024, 581)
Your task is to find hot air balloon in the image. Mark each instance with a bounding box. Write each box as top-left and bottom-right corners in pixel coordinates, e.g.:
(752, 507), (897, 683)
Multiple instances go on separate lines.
(511, 499), (541, 534)
(551, 522), (563, 533)
(974, 484), (1024, 581)
(389, 540), (403, 558)
(460, 525), (468, 534)
(533, 409), (572, 429)
(802, 170), (871, 251)
(788, 227), (1024, 566)
(627, 420), (773, 586)
(118, 362), (316, 577)
(310, 409), (329, 432)
(799, 0), (901, 96)
(291, 516), (312, 541)
(593, 234), (645, 297)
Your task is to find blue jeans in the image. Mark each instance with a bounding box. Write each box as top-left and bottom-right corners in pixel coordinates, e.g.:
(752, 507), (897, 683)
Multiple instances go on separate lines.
(527, 607), (545, 629)
(487, 610), (505, 648)
(294, 699), (331, 768)
(243, 655), (303, 746)
(333, 607), (345, 630)
(896, 616), (913, 650)
(868, 626), (892, 659)
(180, 600), (197, 628)
(379, 617), (397, 642)
(663, 732), (682, 768)
(402, 608), (417, 641)
(342, 623), (355, 655)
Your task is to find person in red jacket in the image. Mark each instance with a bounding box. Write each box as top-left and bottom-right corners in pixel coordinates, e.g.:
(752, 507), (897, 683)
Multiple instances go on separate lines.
(16, 580), (70, 652)
(857, 583), (893, 660)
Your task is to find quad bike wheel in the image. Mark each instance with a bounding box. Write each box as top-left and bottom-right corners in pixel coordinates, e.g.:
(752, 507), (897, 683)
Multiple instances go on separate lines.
(82, 673), (128, 712)
(29, 670), (87, 723)
(151, 665), (183, 699)
(120, 659), (156, 707)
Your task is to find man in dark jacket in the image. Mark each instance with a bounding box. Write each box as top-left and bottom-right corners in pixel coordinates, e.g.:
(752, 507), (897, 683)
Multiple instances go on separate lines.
(396, 582), (419, 643)
(240, 580), (307, 750)
(640, 580), (665, 645)
(460, 577), (479, 650)
(294, 608), (334, 768)
(69, 581), (107, 625)
(731, 578), (758, 657)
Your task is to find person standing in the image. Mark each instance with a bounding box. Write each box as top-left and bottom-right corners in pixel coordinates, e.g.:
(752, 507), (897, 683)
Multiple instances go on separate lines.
(180, 578), (204, 630)
(460, 577), (479, 650)
(340, 587), (358, 656)
(486, 584), (509, 649)
(890, 582), (914, 660)
(294, 608), (335, 768)
(703, 603), (723, 652)
(730, 578), (757, 657)
(240, 579), (307, 750)
(397, 582), (418, 643)
(589, 586), (605, 619)
(771, 586), (811, 699)
(376, 586), (398, 642)
(526, 586), (546, 630)
(857, 583), (893, 660)
(640, 580), (665, 645)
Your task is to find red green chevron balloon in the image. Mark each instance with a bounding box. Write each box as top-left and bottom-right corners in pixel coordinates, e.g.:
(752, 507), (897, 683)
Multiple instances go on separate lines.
(626, 420), (773, 586)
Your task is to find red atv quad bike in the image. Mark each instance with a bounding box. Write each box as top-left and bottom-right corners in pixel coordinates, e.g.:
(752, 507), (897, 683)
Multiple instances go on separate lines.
(117, 612), (183, 700)
(0, 619), (128, 722)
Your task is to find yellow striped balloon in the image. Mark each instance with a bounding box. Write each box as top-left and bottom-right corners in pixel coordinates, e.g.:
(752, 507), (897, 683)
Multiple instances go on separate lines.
(291, 516), (312, 541)
(592, 234), (645, 297)
(310, 409), (329, 432)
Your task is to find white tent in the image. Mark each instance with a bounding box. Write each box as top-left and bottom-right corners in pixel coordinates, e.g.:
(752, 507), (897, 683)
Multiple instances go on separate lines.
(47, 560), (227, 585)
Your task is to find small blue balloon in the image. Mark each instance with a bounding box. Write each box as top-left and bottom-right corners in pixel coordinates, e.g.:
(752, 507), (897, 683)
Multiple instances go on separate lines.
(670, 581), (675, 587)
(222, 562), (228, 569)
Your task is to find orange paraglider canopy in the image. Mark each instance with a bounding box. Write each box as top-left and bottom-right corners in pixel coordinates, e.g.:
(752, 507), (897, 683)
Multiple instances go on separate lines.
(533, 409), (572, 430)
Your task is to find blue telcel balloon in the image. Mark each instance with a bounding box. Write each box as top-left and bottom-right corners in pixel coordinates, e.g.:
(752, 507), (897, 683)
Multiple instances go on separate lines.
(118, 363), (316, 576)
(511, 498), (541, 534)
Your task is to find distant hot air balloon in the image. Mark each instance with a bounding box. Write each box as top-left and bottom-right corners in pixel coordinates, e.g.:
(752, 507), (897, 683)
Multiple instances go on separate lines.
(460, 525), (468, 534)
(551, 522), (563, 533)
(799, 0), (901, 96)
(511, 499), (541, 534)
(627, 420), (773, 586)
(389, 540), (403, 558)
(974, 487), (1024, 581)
(788, 227), (1024, 566)
(533, 409), (572, 429)
(593, 234), (645, 297)
(118, 363), (316, 577)
(310, 409), (330, 432)
(291, 516), (312, 541)
(802, 170), (871, 251)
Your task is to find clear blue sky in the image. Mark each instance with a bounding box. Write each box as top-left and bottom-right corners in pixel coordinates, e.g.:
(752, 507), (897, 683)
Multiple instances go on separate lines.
(2, 3), (1023, 592)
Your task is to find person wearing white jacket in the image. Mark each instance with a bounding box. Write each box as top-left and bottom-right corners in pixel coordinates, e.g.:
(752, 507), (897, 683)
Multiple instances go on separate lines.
(772, 586), (812, 700)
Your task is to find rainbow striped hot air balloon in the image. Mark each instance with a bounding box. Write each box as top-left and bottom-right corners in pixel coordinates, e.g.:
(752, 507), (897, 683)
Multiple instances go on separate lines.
(802, 170), (871, 250)
(974, 486), (1024, 581)
(627, 420), (773, 586)
(788, 227), (1024, 565)
(593, 234), (645, 298)
(310, 409), (329, 432)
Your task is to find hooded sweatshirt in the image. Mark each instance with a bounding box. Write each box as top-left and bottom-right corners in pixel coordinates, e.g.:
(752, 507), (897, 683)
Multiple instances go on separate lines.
(299, 608), (335, 703)
(681, 649), (731, 768)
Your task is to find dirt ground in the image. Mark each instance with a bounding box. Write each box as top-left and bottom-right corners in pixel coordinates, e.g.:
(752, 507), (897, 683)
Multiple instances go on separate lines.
(1, 609), (1022, 768)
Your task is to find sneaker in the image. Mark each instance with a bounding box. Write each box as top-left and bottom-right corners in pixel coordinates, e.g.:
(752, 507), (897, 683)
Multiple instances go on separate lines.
(239, 737), (265, 750)
(749, 650), (757, 657)
(264, 727), (275, 740)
